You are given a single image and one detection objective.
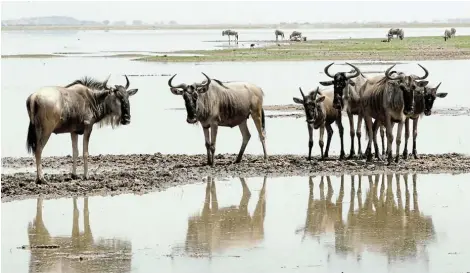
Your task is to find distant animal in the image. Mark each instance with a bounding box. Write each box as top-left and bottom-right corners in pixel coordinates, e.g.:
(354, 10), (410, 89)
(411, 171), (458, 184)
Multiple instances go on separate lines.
(167, 72), (268, 166)
(274, 29), (285, 41)
(222, 29), (239, 44)
(293, 87), (345, 160)
(250, 43), (255, 49)
(388, 28), (404, 40)
(444, 29), (452, 41)
(450, 27), (456, 37)
(26, 75), (139, 184)
(290, 31), (302, 41)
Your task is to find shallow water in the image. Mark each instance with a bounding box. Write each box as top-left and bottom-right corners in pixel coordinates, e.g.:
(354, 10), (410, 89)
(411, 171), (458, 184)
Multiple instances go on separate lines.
(3, 27), (470, 55)
(2, 57), (469, 157)
(2, 173), (470, 273)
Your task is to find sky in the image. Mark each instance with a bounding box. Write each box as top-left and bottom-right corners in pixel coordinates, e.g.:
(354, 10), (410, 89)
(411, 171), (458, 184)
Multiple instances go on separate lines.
(2, 1), (470, 25)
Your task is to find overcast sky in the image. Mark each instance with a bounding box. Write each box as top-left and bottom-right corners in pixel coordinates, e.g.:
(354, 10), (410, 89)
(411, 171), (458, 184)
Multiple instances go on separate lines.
(2, 1), (470, 24)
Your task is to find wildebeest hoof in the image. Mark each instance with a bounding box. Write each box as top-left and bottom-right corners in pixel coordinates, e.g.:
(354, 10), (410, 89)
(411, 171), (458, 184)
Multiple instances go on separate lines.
(36, 177), (48, 185)
(339, 154), (345, 160)
(402, 152), (408, 160)
(71, 173), (79, 180)
(395, 156), (400, 163)
(347, 153), (356, 160)
(413, 151), (418, 159)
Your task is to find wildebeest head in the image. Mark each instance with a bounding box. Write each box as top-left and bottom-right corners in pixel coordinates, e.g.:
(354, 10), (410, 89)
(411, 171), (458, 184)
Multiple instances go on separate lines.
(106, 75), (138, 125)
(168, 72), (213, 124)
(293, 87), (325, 127)
(384, 64), (429, 116)
(319, 62), (361, 110)
(423, 82), (446, 116)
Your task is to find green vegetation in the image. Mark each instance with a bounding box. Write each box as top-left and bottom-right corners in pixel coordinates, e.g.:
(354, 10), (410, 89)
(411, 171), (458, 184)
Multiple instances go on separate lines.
(136, 36), (470, 63)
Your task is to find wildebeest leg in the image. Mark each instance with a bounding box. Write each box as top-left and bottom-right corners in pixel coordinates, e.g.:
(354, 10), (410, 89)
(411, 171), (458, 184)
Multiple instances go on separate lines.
(364, 115), (374, 162)
(82, 126), (93, 179)
(324, 123), (334, 158)
(252, 109), (268, 161)
(307, 124), (314, 161)
(394, 121), (404, 163)
(384, 115), (394, 165)
(402, 118), (410, 159)
(71, 133), (79, 179)
(203, 127), (212, 165)
(372, 120), (382, 161)
(380, 125), (385, 156)
(319, 125), (325, 159)
(35, 127), (52, 184)
(235, 120), (251, 163)
(209, 124), (218, 166)
(347, 112), (356, 159)
(356, 114), (363, 158)
(335, 115), (345, 160)
(239, 177), (252, 212)
(412, 118), (419, 159)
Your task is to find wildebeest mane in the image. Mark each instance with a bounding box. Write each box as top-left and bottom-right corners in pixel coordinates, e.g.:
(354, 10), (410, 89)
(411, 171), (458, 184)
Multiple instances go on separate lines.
(64, 76), (108, 91)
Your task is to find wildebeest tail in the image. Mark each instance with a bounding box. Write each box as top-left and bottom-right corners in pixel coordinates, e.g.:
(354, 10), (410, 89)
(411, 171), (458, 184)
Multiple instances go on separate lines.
(26, 97), (38, 154)
(261, 108), (266, 134)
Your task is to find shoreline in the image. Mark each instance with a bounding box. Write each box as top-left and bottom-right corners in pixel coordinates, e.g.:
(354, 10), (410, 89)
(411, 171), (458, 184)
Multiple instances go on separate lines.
(2, 153), (469, 202)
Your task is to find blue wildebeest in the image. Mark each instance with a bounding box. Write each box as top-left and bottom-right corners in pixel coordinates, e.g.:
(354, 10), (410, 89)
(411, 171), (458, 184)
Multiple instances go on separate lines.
(222, 29), (239, 44)
(388, 28), (404, 40)
(290, 31), (302, 41)
(319, 62), (367, 159)
(26, 75), (139, 184)
(444, 29), (452, 41)
(360, 64), (429, 165)
(450, 27), (456, 37)
(274, 29), (285, 41)
(168, 73), (267, 166)
(293, 87), (345, 160)
(402, 82), (447, 159)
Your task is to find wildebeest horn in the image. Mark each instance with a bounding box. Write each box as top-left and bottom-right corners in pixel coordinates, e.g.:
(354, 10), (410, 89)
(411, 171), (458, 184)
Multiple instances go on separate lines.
(435, 82), (442, 89)
(324, 62), (335, 78)
(168, 74), (187, 89)
(103, 74), (111, 89)
(124, 75), (130, 89)
(385, 64), (398, 80)
(313, 87), (320, 98)
(416, 64), (429, 80)
(345, 62), (361, 79)
(298, 87), (306, 98)
(201, 72), (211, 87)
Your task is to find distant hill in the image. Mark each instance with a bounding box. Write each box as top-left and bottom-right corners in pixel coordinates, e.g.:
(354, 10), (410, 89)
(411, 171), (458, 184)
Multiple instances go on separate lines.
(1, 16), (101, 26)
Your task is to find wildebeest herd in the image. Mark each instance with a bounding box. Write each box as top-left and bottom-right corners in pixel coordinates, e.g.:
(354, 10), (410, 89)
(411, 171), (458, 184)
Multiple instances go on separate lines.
(25, 61), (448, 184)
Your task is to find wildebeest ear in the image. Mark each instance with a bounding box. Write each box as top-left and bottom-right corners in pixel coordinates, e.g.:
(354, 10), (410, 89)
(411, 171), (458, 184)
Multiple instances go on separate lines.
(416, 80), (429, 87)
(293, 97), (304, 104)
(436, 92), (448, 98)
(170, 87), (183, 95)
(127, 89), (138, 96)
(316, 95), (326, 103)
(319, 81), (333, 86)
(348, 81), (356, 86)
(196, 86), (209, 94)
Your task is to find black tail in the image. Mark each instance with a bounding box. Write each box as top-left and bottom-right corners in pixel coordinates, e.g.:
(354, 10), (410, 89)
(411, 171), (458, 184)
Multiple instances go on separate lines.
(261, 108), (266, 133)
(26, 122), (37, 154)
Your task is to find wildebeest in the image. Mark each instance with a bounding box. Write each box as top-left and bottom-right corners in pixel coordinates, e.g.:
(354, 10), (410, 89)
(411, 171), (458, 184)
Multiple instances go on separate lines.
(26, 75), (138, 184)
(319, 62), (366, 159)
(290, 31), (302, 41)
(444, 29), (452, 41)
(222, 29), (239, 44)
(293, 87), (345, 160)
(450, 27), (456, 37)
(168, 72), (267, 166)
(388, 28), (404, 40)
(274, 29), (285, 41)
(402, 82), (447, 159)
(360, 64), (429, 164)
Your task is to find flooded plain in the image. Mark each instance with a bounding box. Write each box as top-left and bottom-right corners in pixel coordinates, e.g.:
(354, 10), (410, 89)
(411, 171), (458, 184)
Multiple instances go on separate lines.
(2, 173), (470, 273)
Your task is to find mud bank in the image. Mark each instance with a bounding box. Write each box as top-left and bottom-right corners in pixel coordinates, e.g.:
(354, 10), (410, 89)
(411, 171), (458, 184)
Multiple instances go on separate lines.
(2, 153), (469, 202)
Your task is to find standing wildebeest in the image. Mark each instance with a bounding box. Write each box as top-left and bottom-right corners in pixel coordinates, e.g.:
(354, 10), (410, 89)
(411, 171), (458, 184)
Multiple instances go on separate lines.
(293, 87), (345, 160)
(360, 64), (429, 164)
(274, 29), (285, 41)
(444, 29), (452, 41)
(402, 83), (447, 159)
(222, 29), (239, 44)
(26, 75), (138, 184)
(168, 73), (267, 166)
(388, 28), (404, 40)
(319, 62), (366, 159)
(450, 27), (456, 37)
(290, 31), (302, 41)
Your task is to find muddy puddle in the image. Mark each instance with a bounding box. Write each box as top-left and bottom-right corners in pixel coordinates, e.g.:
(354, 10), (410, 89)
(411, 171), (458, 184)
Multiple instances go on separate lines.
(2, 173), (470, 273)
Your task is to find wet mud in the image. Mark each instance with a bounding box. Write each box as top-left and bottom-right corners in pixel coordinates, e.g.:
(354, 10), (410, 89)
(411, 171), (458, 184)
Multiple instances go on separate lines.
(2, 153), (469, 202)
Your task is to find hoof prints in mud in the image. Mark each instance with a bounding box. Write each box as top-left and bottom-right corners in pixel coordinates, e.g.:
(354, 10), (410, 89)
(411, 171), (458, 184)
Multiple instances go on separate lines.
(2, 153), (469, 201)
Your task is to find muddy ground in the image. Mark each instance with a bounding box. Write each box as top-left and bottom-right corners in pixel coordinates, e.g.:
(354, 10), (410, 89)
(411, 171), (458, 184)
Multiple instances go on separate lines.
(2, 153), (469, 202)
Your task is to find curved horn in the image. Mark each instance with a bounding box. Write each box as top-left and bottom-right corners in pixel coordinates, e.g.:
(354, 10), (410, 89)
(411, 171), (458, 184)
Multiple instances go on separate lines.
(200, 72), (211, 87)
(324, 62), (335, 78)
(385, 64), (398, 80)
(167, 74), (186, 89)
(103, 74), (111, 89)
(345, 62), (361, 79)
(313, 86), (320, 98)
(416, 64), (429, 80)
(124, 75), (130, 89)
(299, 87), (306, 98)
(435, 82), (442, 89)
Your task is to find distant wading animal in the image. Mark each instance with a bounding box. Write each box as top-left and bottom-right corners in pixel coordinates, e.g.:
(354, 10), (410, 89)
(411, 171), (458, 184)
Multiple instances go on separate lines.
(319, 62), (366, 159)
(222, 29), (239, 44)
(26, 75), (139, 184)
(360, 64), (429, 165)
(167, 72), (268, 166)
(290, 31), (302, 41)
(293, 87), (345, 161)
(444, 29), (452, 41)
(387, 28), (404, 40)
(274, 29), (285, 41)
(450, 27), (456, 37)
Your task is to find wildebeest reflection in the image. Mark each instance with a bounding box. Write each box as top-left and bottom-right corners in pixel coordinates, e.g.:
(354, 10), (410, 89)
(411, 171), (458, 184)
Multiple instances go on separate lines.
(184, 176), (267, 256)
(27, 197), (132, 273)
(296, 174), (435, 263)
